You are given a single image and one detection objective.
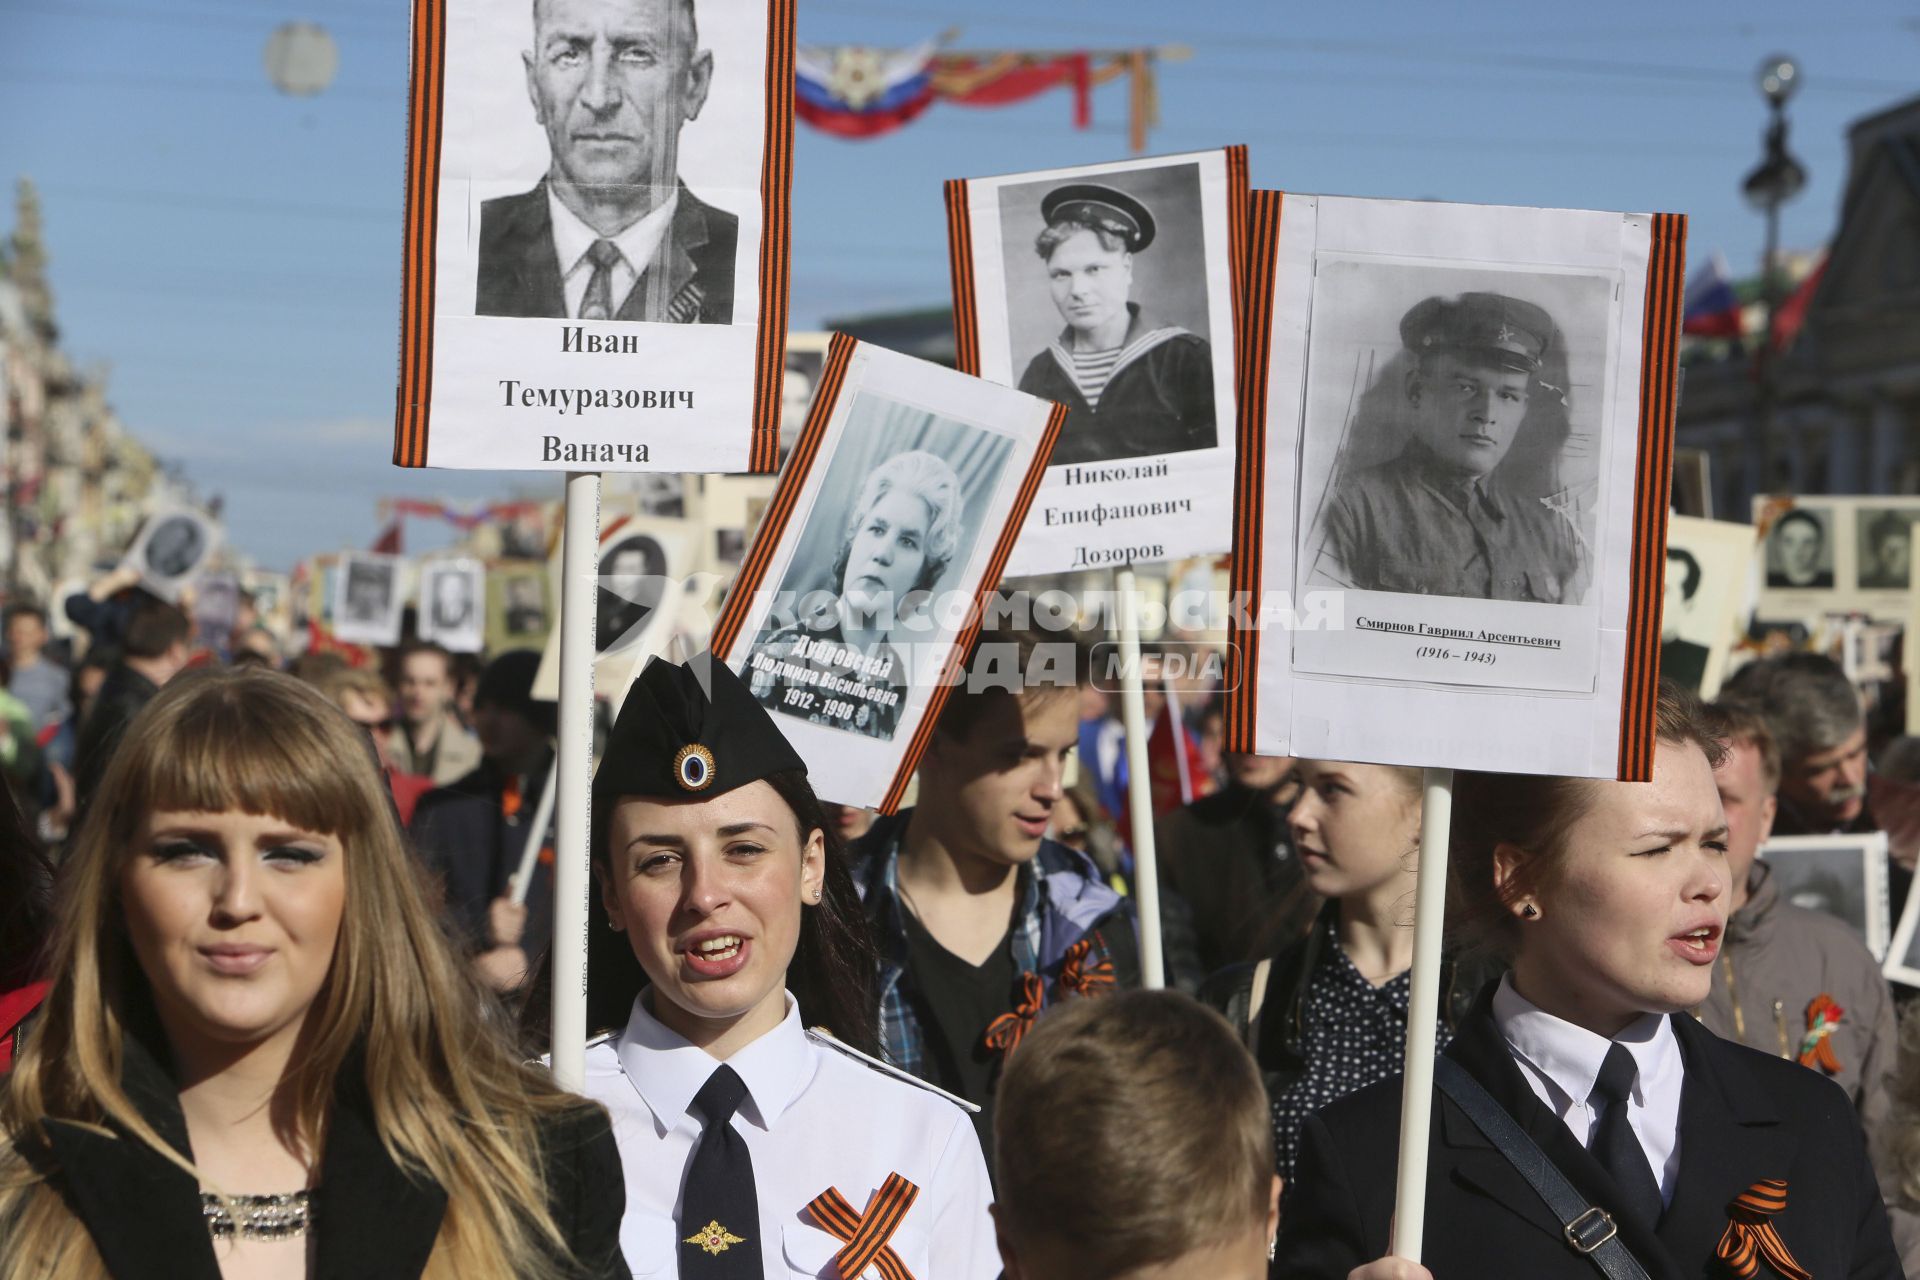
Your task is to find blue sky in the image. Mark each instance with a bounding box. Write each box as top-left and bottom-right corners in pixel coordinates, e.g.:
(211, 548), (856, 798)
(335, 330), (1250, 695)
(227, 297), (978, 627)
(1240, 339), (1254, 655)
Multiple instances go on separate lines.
(3, 0), (1915, 571)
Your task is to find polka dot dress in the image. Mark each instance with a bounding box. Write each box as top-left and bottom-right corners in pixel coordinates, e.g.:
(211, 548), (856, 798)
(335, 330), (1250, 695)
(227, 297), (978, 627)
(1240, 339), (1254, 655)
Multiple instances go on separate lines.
(1270, 940), (1454, 1179)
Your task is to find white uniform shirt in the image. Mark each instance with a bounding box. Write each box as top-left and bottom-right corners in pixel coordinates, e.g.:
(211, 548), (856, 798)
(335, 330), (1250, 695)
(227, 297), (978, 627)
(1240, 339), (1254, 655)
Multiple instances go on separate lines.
(548, 187), (679, 320)
(1492, 972), (1687, 1204)
(580, 992), (998, 1279)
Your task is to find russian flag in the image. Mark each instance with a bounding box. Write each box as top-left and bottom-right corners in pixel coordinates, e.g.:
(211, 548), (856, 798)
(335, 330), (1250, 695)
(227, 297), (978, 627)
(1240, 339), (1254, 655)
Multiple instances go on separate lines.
(795, 42), (937, 139)
(1682, 252), (1744, 338)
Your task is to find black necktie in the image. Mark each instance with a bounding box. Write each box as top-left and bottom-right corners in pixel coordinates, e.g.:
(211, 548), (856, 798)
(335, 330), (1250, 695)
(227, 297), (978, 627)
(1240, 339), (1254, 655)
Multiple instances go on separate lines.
(679, 1065), (761, 1277)
(1589, 1042), (1664, 1229)
(578, 238), (621, 320)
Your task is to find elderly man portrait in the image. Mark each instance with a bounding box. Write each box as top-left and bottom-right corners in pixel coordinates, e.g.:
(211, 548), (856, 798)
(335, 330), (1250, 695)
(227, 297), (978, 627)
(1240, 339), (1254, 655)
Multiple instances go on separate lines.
(1310, 291), (1588, 605)
(1015, 183), (1215, 466)
(477, 0), (736, 324)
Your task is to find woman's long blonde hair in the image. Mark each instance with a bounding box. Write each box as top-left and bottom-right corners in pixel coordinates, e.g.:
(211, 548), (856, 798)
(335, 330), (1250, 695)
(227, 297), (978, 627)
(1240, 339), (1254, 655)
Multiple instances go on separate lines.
(0, 667), (599, 1278)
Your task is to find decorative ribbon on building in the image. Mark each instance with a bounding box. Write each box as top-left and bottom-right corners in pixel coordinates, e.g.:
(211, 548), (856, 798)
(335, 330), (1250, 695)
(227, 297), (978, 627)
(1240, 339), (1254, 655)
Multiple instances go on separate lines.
(795, 38), (1176, 152)
(383, 498), (545, 531)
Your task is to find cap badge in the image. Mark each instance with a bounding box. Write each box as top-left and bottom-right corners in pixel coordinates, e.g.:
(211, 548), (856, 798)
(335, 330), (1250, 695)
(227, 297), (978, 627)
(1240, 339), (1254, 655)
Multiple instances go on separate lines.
(674, 743), (717, 792)
(1495, 323), (1516, 343)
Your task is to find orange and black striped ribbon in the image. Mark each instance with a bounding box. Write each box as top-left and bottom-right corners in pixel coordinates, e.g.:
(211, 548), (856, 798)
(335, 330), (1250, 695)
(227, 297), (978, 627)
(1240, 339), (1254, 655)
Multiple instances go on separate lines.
(1058, 937), (1115, 998)
(805, 1174), (919, 1280)
(1616, 211), (1688, 781)
(393, 0), (447, 468)
(747, 0), (797, 473)
(1713, 1180), (1810, 1280)
(1223, 189), (1283, 755)
(982, 972), (1046, 1059)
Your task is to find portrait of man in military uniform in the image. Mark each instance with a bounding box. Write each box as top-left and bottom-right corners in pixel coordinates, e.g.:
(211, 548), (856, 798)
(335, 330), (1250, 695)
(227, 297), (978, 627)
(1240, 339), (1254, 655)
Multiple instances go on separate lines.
(1306, 291), (1591, 606)
(746, 449), (960, 742)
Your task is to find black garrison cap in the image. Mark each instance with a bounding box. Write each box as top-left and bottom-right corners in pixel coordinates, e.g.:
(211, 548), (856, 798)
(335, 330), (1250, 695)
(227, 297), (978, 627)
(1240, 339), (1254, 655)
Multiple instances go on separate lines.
(595, 653), (805, 804)
(1399, 292), (1554, 373)
(1040, 182), (1157, 252)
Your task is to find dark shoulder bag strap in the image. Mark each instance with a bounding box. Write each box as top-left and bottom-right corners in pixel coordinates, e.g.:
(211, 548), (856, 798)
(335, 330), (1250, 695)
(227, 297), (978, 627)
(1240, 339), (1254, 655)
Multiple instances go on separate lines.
(1432, 1057), (1651, 1280)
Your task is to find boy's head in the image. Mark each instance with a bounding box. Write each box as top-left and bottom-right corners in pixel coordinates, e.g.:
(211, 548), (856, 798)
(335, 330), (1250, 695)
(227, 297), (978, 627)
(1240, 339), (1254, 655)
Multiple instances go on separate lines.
(915, 626), (1088, 868)
(993, 990), (1279, 1280)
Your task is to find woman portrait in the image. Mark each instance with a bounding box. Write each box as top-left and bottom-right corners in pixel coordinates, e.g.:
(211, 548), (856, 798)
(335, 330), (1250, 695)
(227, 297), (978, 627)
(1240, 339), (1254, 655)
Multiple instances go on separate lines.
(1013, 182), (1216, 467)
(748, 449), (960, 742)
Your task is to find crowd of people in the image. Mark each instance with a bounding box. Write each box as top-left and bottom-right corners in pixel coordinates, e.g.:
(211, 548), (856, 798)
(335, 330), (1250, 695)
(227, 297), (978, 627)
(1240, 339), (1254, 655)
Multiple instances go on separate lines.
(1, 569), (1919, 1279)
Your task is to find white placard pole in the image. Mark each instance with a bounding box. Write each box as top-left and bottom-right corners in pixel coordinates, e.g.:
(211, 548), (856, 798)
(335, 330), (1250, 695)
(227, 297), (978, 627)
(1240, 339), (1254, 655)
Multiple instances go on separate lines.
(1114, 565), (1165, 989)
(1389, 766), (1455, 1260)
(548, 472), (600, 1091)
(508, 756), (559, 908)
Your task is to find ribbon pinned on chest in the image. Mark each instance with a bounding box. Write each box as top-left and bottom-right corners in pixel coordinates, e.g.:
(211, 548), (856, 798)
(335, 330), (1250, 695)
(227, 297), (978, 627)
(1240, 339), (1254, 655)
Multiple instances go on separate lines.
(982, 972), (1046, 1059)
(1714, 1179), (1810, 1280)
(1058, 936), (1116, 997)
(1798, 994), (1844, 1074)
(805, 1173), (920, 1280)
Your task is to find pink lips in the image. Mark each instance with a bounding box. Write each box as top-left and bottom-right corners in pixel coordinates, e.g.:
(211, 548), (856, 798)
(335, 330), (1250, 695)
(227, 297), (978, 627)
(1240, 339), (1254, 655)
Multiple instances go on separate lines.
(1015, 813), (1049, 839)
(1667, 922), (1722, 966)
(199, 944), (273, 976)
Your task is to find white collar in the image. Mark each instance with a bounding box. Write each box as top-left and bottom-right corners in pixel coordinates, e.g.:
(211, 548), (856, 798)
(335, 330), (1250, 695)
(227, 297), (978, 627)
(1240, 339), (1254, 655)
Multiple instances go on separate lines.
(546, 185), (680, 278)
(1492, 971), (1678, 1108)
(615, 989), (815, 1136)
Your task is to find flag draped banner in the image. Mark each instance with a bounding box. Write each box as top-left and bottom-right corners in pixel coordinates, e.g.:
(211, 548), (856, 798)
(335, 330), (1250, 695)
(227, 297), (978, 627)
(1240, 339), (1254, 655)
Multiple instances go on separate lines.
(795, 41), (1167, 152)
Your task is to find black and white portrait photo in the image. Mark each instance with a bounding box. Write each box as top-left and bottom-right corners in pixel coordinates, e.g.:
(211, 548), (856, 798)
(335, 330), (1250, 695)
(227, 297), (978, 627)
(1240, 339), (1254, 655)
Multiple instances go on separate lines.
(126, 511), (220, 599)
(744, 392), (1014, 743)
(1300, 264), (1614, 608)
(1761, 834), (1890, 961)
(1855, 507), (1914, 591)
(473, 0), (738, 324)
(419, 560), (486, 653)
(1661, 546), (1710, 691)
(996, 166), (1215, 467)
(504, 572), (548, 635)
(598, 530), (669, 656)
(333, 553), (406, 647)
(1765, 505), (1836, 590)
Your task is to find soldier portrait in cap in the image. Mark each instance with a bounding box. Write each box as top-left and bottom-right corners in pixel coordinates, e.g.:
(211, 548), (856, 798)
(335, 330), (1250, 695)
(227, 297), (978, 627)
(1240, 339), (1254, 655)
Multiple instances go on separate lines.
(744, 392), (1014, 743)
(334, 553), (407, 647)
(1303, 274), (1606, 608)
(995, 164), (1218, 467)
(1854, 507), (1913, 592)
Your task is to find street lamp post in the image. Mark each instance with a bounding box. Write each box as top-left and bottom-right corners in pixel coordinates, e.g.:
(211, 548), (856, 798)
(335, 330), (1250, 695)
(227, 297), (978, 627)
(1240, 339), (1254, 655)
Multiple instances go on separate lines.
(1742, 54), (1807, 499)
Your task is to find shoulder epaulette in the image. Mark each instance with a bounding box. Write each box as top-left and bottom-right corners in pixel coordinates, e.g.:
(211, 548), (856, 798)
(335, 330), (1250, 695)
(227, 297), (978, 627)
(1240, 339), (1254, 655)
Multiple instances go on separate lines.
(529, 1030), (618, 1071)
(805, 1026), (981, 1114)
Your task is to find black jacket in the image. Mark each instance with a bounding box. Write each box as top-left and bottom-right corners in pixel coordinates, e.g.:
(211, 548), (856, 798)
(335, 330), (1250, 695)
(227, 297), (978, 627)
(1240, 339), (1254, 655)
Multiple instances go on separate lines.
(1155, 780), (1311, 981)
(72, 664), (159, 804)
(410, 752), (555, 964)
(476, 179), (736, 325)
(1272, 984), (1902, 1280)
(1201, 903), (1495, 1107)
(24, 1026), (626, 1279)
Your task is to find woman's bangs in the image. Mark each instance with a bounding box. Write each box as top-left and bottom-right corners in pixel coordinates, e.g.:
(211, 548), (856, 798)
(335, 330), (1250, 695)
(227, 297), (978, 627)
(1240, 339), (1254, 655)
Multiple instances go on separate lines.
(128, 691), (363, 837)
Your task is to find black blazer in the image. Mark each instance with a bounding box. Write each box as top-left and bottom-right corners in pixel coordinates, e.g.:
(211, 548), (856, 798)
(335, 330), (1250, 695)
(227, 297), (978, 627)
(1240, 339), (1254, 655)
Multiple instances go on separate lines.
(476, 178), (737, 324)
(1273, 987), (1902, 1280)
(26, 1029), (627, 1279)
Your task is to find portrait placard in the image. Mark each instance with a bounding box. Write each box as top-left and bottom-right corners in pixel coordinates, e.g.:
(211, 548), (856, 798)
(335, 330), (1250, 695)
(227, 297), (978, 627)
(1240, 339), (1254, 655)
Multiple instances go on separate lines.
(530, 513), (702, 702)
(1761, 832), (1891, 963)
(1753, 494), (1920, 625)
(1225, 192), (1687, 780)
(123, 509), (221, 602)
(1661, 515), (1756, 698)
(489, 562), (552, 652)
(394, 0), (795, 473)
(945, 147), (1248, 576)
(418, 558), (487, 652)
(333, 552), (407, 647)
(709, 334), (1063, 810)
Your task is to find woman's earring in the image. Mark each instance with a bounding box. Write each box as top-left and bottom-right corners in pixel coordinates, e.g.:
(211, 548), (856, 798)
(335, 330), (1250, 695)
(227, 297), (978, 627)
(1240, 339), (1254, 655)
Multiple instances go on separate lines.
(1521, 903), (1538, 919)
(608, 919), (623, 932)
(1268, 1237), (1277, 1262)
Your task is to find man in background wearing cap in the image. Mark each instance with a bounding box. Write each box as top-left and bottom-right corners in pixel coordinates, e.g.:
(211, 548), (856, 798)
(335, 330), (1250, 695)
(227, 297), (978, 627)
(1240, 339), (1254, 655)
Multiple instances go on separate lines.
(1311, 291), (1587, 604)
(847, 626), (1140, 1154)
(410, 650), (558, 994)
(1016, 183), (1216, 467)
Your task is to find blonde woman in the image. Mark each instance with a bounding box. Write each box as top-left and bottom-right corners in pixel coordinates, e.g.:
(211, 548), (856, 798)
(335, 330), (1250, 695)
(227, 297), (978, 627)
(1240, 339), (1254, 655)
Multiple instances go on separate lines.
(0, 668), (625, 1279)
